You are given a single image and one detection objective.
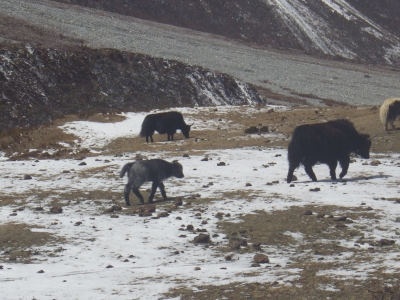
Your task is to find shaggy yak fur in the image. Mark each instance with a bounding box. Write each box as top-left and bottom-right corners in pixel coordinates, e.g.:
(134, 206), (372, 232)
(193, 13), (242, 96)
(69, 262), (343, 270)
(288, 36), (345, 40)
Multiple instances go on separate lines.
(140, 111), (191, 142)
(120, 159), (184, 205)
(379, 98), (400, 131)
(287, 119), (372, 183)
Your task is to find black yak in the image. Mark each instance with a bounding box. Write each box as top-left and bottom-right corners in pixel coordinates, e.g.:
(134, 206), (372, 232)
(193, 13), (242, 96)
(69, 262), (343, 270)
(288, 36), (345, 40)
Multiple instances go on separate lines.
(287, 119), (372, 183)
(379, 98), (400, 131)
(120, 159), (184, 205)
(140, 111), (192, 142)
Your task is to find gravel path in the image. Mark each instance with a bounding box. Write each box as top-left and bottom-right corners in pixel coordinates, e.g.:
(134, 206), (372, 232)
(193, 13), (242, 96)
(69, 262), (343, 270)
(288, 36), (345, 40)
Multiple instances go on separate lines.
(2, 0), (400, 106)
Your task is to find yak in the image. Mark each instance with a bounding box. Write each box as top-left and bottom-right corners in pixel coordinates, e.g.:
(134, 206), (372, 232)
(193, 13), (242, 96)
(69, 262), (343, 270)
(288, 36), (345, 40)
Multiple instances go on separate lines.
(287, 119), (372, 183)
(120, 159), (184, 205)
(140, 111), (192, 142)
(379, 98), (400, 131)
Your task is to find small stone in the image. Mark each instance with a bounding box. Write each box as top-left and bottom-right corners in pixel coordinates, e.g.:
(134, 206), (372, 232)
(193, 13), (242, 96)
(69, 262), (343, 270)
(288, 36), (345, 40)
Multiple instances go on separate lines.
(334, 216), (347, 222)
(395, 217), (400, 223)
(378, 239), (395, 246)
(157, 212), (169, 218)
(110, 214), (119, 218)
(106, 265), (114, 268)
(245, 183), (252, 187)
(253, 254), (269, 264)
(370, 160), (381, 166)
(78, 162), (87, 166)
(194, 267), (201, 270)
(74, 221), (82, 226)
(316, 214), (325, 218)
(24, 175), (32, 180)
(187, 224), (194, 231)
(217, 162), (226, 166)
(304, 210), (313, 216)
(183, 154), (189, 158)
(215, 212), (224, 219)
(193, 234), (210, 243)
(50, 206), (63, 214)
(37, 270), (45, 273)
(201, 157), (208, 161)
(290, 183), (295, 187)
(309, 187), (320, 192)
(253, 243), (261, 250)
(225, 254), (233, 261)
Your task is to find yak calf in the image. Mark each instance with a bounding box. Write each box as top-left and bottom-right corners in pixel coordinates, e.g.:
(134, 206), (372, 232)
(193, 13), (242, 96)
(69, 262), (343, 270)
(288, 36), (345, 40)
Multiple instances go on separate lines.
(120, 159), (184, 205)
(287, 119), (372, 183)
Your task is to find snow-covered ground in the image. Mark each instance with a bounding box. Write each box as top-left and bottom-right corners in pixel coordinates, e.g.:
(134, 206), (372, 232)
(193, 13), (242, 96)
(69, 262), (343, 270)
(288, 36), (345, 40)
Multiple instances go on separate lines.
(1, 106), (400, 299)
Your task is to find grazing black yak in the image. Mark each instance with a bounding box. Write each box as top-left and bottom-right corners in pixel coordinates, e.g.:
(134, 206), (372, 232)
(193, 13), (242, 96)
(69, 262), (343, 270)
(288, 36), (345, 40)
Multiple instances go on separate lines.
(120, 159), (184, 205)
(287, 119), (372, 183)
(379, 98), (400, 131)
(140, 111), (192, 142)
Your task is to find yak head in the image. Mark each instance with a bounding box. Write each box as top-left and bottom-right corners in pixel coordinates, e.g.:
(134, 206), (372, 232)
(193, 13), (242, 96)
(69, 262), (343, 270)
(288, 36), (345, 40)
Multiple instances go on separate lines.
(181, 123), (192, 139)
(356, 134), (373, 159)
(172, 161), (185, 178)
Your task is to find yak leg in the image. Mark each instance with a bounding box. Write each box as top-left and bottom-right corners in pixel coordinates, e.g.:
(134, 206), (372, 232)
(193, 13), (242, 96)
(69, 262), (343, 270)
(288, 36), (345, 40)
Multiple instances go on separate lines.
(339, 157), (350, 179)
(159, 182), (167, 199)
(304, 163), (317, 182)
(148, 181), (159, 203)
(132, 188), (145, 204)
(328, 160), (338, 180)
(287, 164), (297, 183)
(124, 184), (132, 206)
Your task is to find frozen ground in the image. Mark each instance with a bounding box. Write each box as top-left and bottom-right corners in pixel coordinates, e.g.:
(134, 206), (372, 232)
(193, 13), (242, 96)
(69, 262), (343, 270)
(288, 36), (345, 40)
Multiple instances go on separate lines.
(1, 107), (400, 299)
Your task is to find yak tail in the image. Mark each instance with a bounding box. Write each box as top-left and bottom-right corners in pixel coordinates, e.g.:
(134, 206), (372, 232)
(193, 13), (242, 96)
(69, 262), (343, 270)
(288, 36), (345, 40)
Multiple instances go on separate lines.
(120, 162), (134, 178)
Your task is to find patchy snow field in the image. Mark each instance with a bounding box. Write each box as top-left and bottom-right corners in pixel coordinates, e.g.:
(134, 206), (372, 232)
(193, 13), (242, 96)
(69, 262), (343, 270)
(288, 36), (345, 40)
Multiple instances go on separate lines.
(1, 106), (400, 299)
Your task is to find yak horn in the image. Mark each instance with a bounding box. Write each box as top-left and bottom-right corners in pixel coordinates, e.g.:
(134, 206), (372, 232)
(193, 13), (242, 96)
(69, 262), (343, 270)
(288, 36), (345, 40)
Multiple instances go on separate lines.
(369, 134), (379, 141)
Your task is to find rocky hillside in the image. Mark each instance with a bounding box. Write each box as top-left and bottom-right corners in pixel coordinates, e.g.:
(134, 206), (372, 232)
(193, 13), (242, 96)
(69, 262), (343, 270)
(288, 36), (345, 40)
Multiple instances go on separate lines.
(52, 0), (400, 66)
(0, 45), (263, 131)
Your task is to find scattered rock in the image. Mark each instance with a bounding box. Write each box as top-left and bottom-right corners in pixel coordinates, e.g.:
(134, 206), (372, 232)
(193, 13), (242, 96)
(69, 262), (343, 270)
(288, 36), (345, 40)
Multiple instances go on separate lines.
(201, 157), (209, 161)
(74, 221), (82, 226)
(316, 214), (325, 218)
(50, 206), (63, 214)
(37, 270), (45, 273)
(289, 183), (295, 187)
(24, 175), (32, 180)
(217, 162), (226, 166)
(335, 223), (347, 228)
(370, 160), (381, 166)
(105, 205), (122, 213)
(253, 243), (261, 250)
(253, 254), (269, 264)
(193, 233), (210, 243)
(215, 212), (224, 219)
(194, 267), (201, 270)
(377, 239), (395, 247)
(187, 224), (194, 231)
(78, 162), (87, 166)
(35, 207), (43, 211)
(9, 213), (17, 216)
(157, 212), (169, 218)
(304, 210), (313, 216)
(245, 182), (252, 187)
(334, 216), (347, 222)
(110, 214), (119, 218)
(106, 265), (114, 268)
(309, 187), (320, 192)
(395, 217), (400, 223)
(182, 154), (189, 158)
(289, 175), (297, 181)
(62, 170), (70, 173)
(225, 254), (234, 261)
